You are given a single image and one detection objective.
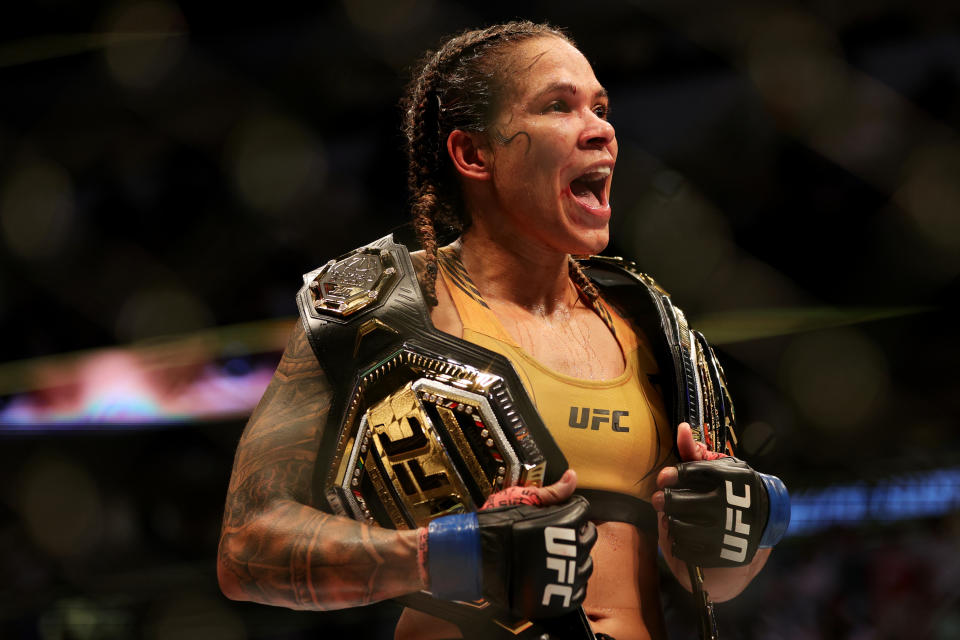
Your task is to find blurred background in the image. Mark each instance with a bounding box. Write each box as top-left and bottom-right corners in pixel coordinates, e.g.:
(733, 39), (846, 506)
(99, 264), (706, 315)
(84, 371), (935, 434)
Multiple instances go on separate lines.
(1, 0), (959, 638)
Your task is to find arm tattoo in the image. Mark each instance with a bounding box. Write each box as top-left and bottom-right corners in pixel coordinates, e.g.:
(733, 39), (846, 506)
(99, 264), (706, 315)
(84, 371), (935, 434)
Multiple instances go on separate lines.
(218, 324), (423, 610)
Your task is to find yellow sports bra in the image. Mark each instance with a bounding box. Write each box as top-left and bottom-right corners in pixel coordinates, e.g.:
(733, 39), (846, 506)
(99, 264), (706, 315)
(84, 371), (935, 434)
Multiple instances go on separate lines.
(437, 248), (674, 503)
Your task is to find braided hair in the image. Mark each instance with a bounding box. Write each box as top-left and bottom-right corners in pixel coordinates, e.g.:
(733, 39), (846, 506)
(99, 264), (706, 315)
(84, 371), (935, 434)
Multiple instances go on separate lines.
(401, 21), (601, 307)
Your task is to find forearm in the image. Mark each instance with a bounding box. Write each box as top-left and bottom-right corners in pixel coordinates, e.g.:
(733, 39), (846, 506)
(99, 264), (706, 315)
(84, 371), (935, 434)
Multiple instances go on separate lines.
(216, 323), (426, 610)
(218, 498), (424, 610)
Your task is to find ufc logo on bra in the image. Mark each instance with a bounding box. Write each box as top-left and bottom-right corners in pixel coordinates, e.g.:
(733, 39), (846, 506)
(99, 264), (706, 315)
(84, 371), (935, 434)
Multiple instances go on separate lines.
(541, 526), (577, 607)
(720, 480), (751, 563)
(568, 407), (629, 432)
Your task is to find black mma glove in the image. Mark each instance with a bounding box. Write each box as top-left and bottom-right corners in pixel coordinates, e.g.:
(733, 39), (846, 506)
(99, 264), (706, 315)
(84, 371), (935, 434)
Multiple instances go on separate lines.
(663, 457), (790, 568)
(423, 495), (596, 619)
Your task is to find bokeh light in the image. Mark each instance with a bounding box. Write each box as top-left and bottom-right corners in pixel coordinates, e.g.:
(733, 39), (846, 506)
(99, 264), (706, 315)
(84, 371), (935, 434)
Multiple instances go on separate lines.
(38, 597), (134, 640)
(740, 420), (778, 457)
(1, 4), (957, 638)
(115, 286), (214, 343)
(895, 143), (960, 260)
(695, 304), (928, 345)
(744, 9), (848, 128)
(19, 454), (103, 558)
(0, 319), (289, 426)
(341, 0), (435, 37)
(779, 328), (890, 431)
(76, 351), (164, 422)
(0, 159), (75, 261)
(625, 173), (736, 304)
(144, 593), (246, 640)
(101, 1), (187, 90)
(226, 113), (326, 215)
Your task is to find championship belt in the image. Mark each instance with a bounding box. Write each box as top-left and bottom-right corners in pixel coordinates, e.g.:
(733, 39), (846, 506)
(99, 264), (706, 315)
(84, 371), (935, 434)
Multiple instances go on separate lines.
(297, 234), (738, 640)
(297, 234), (595, 640)
(582, 257), (738, 640)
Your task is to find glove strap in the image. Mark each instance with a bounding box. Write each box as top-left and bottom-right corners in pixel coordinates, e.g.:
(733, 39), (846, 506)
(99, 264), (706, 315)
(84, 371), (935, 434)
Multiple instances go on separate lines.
(427, 513), (482, 601)
(758, 473), (790, 548)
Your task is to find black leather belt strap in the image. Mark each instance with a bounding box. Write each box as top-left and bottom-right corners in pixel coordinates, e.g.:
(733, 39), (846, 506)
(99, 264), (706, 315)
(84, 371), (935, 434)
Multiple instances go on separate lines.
(575, 489), (658, 536)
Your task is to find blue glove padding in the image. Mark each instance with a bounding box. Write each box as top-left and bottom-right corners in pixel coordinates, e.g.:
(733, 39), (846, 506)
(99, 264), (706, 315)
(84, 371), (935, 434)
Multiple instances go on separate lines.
(426, 495), (596, 618)
(758, 471), (790, 548)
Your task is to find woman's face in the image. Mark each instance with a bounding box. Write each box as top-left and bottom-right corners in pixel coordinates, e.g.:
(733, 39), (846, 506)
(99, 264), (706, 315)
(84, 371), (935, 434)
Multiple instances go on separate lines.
(484, 36), (617, 256)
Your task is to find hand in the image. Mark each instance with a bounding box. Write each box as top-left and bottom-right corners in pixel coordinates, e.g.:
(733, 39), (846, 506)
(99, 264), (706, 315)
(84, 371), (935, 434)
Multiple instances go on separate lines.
(652, 423), (726, 524)
(423, 469), (597, 619)
(653, 423), (789, 568)
(482, 468), (578, 509)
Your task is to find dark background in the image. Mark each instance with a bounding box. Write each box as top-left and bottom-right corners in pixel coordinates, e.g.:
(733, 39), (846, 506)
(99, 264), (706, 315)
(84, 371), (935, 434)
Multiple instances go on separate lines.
(1, 1), (959, 638)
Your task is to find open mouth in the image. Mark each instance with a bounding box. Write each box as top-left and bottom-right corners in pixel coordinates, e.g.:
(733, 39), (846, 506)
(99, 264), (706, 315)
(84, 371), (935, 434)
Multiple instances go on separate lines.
(569, 167), (610, 210)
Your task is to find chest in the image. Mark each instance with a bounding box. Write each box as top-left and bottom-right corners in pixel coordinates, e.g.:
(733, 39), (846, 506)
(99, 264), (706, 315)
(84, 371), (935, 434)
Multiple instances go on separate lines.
(496, 345), (673, 501)
(491, 304), (626, 380)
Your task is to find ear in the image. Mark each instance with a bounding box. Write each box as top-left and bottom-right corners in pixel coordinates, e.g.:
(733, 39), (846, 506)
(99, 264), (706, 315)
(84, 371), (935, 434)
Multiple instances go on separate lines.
(446, 129), (492, 181)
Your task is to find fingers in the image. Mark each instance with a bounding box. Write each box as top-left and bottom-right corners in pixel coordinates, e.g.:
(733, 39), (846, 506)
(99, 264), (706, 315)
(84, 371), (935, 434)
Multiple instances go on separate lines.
(655, 484), (722, 519)
(575, 555), (593, 592)
(482, 485), (545, 509)
(675, 458), (740, 490)
(579, 519), (598, 555)
(480, 469), (578, 510)
(656, 465), (678, 491)
(570, 516), (596, 609)
(676, 423), (706, 462)
(658, 513), (716, 564)
(538, 468), (577, 506)
(656, 423), (704, 497)
(662, 487), (721, 522)
(668, 518), (715, 561)
(652, 490), (665, 512)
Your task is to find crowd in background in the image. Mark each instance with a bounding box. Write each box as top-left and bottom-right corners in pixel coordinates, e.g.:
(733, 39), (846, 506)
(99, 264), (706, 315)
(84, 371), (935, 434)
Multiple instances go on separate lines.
(2, 1), (958, 637)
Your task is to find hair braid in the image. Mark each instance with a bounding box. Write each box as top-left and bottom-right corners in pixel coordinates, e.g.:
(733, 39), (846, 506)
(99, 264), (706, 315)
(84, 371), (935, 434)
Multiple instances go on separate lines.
(567, 257), (600, 305)
(401, 21), (573, 306)
(411, 184), (442, 305)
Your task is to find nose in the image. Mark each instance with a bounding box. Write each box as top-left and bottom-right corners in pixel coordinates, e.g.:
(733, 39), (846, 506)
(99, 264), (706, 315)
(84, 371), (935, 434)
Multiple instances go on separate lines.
(579, 110), (616, 150)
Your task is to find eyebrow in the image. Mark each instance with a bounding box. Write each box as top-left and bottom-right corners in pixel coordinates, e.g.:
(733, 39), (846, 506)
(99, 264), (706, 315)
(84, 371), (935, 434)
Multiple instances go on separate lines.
(533, 81), (609, 102)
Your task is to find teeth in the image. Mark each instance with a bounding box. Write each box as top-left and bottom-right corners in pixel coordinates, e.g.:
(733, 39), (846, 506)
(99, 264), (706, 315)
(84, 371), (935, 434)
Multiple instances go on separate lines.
(577, 167), (611, 181)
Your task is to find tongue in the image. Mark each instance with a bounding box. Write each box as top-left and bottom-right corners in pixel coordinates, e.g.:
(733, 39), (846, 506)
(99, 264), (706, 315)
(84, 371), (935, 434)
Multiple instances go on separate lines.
(570, 179), (600, 208)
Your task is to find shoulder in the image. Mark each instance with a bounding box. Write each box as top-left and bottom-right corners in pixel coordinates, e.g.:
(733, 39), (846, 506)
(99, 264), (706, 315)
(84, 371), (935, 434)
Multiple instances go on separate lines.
(577, 255), (672, 331)
(408, 249), (428, 283)
(295, 235), (463, 352)
(579, 256), (669, 297)
(410, 248), (463, 338)
(582, 256), (739, 457)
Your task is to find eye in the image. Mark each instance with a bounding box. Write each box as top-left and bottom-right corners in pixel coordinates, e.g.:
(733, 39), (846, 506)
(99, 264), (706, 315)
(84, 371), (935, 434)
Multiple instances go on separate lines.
(593, 104), (610, 120)
(543, 100), (568, 114)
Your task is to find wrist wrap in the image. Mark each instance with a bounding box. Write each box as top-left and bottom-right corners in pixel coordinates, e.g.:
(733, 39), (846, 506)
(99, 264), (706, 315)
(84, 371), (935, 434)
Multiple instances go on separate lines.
(758, 472), (790, 548)
(427, 513), (481, 601)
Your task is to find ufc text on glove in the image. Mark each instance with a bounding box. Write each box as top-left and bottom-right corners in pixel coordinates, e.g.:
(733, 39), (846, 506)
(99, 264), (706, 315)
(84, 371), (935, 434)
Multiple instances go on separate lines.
(426, 494), (597, 618)
(663, 457), (790, 567)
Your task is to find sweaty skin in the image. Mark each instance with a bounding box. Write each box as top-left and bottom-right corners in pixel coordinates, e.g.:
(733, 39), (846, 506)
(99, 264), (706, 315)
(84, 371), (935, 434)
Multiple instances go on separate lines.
(219, 32), (769, 640)
(394, 253), (668, 640)
(396, 34), (770, 634)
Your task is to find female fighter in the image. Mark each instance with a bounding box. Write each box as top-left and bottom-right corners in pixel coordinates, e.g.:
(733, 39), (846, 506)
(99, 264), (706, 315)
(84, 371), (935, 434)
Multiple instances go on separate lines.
(217, 21), (786, 640)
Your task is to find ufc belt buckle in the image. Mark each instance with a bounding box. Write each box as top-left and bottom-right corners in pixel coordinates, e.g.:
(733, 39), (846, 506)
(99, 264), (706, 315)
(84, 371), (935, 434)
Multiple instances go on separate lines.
(323, 347), (546, 530)
(321, 347), (600, 639)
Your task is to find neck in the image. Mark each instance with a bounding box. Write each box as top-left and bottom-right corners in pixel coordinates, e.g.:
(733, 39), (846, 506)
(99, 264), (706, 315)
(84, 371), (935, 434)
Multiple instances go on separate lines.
(458, 223), (577, 315)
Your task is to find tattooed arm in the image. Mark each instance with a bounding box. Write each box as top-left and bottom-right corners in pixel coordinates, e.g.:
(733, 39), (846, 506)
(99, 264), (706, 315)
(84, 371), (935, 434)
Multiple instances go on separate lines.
(217, 323), (425, 610)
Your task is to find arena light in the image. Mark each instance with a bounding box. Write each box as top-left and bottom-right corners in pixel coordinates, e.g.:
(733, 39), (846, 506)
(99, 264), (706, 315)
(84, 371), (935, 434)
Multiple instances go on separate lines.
(0, 319), (293, 429)
(787, 468), (960, 536)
